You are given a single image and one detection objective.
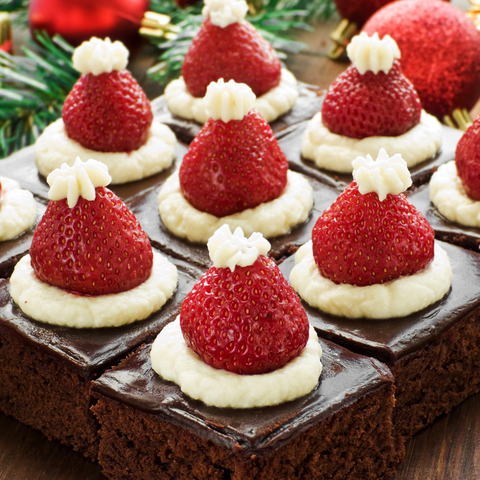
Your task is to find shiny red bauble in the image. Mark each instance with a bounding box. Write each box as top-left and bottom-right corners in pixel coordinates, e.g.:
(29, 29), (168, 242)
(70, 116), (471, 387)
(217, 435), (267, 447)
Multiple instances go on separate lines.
(363, 0), (480, 119)
(29, 0), (149, 52)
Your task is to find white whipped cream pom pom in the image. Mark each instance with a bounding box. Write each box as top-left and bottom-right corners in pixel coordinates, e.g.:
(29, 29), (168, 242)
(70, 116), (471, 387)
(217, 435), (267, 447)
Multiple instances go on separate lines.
(352, 148), (412, 201)
(347, 32), (401, 75)
(208, 225), (271, 271)
(47, 157), (112, 208)
(202, 0), (248, 27)
(204, 79), (256, 122)
(73, 37), (129, 76)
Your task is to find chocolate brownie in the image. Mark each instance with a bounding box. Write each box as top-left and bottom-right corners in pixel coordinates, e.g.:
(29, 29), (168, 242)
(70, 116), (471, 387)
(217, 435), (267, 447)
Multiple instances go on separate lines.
(91, 338), (400, 480)
(278, 121), (463, 191)
(280, 241), (480, 440)
(130, 175), (340, 269)
(151, 82), (325, 144)
(0, 142), (189, 205)
(406, 183), (480, 252)
(0, 252), (202, 460)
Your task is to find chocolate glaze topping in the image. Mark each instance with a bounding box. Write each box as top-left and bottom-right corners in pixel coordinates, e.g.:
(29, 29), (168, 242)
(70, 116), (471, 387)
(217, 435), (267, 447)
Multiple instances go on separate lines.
(280, 241), (480, 365)
(407, 183), (480, 252)
(151, 82), (325, 145)
(91, 338), (393, 455)
(0, 252), (202, 378)
(278, 122), (463, 191)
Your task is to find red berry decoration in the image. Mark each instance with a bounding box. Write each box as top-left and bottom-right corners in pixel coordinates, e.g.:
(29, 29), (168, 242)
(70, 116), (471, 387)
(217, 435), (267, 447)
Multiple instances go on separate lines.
(455, 115), (480, 201)
(63, 69), (153, 153)
(179, 108), (288, 217)
(363, 0), (480, 119)
(182, 17), (281, 98)
(312, 182), (435, 287)
(180, 254), (309, 375)
(31, 183), (153, 296)
(322, 60), (421, 139)
(334, 0), (396, 27)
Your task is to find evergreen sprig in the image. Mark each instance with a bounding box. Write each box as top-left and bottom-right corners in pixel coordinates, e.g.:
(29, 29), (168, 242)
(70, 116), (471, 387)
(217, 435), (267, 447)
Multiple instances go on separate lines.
(146, 0), (335, 86)
(0, 32), (79, 158)
(2, 0), (30, 28)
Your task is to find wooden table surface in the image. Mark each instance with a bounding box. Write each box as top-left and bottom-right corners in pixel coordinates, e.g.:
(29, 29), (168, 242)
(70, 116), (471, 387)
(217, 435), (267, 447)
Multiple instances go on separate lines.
(3, 7), (480, 480)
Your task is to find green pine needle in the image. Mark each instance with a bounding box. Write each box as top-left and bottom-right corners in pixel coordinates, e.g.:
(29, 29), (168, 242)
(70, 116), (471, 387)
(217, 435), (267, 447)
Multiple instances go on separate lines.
(0, 31), (79, 159)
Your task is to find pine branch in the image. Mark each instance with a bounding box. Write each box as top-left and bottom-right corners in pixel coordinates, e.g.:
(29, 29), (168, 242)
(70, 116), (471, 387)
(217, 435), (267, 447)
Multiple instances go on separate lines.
(0, 32), (79, 159)
(146, 0), (335, 87)
(1, 0), (30, 28)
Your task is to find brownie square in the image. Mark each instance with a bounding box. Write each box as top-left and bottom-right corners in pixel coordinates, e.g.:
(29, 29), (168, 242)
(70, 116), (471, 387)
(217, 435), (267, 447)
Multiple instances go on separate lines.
(0, 142), (189, 205)
(280, 241), (480, 439)
(406, 183), (480, 252)
(151, 82), (326, 145)
(278, 122), (463, 191)
(0, 252), (202, 460)
(91, 338), (400, 480)
(130, 175), (340, 269)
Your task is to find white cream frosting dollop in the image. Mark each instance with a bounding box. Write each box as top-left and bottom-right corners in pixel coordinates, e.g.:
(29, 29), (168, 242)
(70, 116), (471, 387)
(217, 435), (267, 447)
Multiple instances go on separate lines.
(352, 148), (412, 201)
(301, 111), (442, 173)
(207, 225), (271, 271)
(34, 118), (176, 185)
(158, 170), (313, 243)
(347, 32), (401, 75)
(430, 161), (480, 228)
(290, 241), (452, 320)
(164, 68), (298, 124)
(47, 157), (111, 208)
(202, 0), (248, 28)
(73, 37), (129, 76)
(204, 79), (255, 122)
(151, 318), (322, 408)
(0, 177), (37, 241)
(10, 251), (178, 328)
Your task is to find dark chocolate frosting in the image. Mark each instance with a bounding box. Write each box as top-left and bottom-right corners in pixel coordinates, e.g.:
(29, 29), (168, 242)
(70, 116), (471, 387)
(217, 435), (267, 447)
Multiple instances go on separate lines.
(151, 81), (326, 145)
(129, 174), (340, 269)
(91, 338), (393, 455)
(278, 122), (463, 191)
(0, 252), (202, 378)
(407, 183), (480, 252)
(279, 241), (480, 365)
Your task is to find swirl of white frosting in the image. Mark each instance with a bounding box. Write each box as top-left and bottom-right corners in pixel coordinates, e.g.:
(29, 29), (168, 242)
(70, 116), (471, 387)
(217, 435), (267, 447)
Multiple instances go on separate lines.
(204, 79), (256, 122)
(347, 32), (401, 75)
(352, 148), (412, 201)
(73, 37), (129, 76)
(47, 157), (112, 208)
(207, 224), (271, 271)
(202, 0), (248, 28)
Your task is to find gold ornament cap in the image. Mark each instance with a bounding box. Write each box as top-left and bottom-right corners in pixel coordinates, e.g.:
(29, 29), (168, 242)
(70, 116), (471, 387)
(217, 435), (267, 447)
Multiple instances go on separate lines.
(0, 12), (12, 53)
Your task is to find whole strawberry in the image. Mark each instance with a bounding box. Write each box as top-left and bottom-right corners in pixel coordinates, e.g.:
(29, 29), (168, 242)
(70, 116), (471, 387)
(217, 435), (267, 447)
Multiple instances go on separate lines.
(322, 32), (421, 139)
(181, 0), (281, 98)
(179, 79), (288, 217)
(30, 158), (153, 295)
(455, 115), (480, 201)
(180, 225), (309, 375)
(62, 37), (153, 153)
(312, 149), (434, 287)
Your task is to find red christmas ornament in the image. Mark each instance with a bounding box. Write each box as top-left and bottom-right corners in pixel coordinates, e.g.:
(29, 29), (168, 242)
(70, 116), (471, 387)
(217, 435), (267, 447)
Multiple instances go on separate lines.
(28, 0), (149, 52)
(363, 0), (480, 120)
(334, 0), (396, 28)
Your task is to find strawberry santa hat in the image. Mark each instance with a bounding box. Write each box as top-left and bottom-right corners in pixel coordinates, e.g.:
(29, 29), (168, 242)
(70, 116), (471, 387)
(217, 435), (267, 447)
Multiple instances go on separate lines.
(321, 31), (421, 139)
(151, 224), (322, 408)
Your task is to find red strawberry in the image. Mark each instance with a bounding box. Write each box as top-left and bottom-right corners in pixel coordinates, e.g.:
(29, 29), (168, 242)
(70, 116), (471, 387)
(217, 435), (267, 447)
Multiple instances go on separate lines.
(312, 182), (434, 287)
(181, 18), (282, 98)
(179, 109), (288, 217)
(30, 186), (153, 295)
(180, 255), (309, 375)
(62, 70), (153, 153)
(334, 0), (395, 27)
(455, 115), (480, 201)
(321, 60), (422, 139)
